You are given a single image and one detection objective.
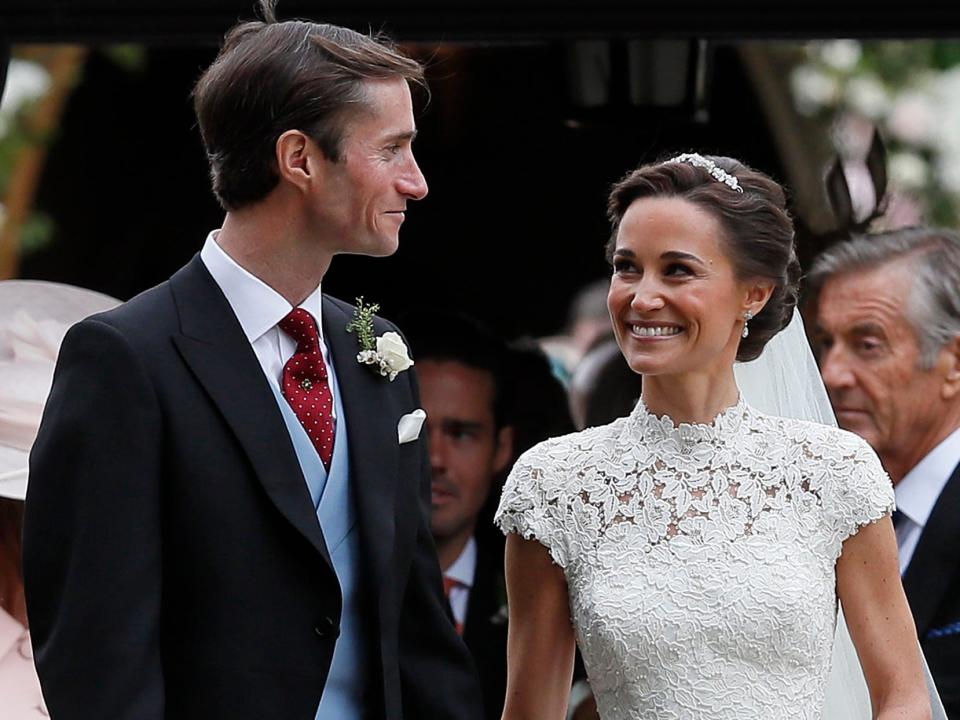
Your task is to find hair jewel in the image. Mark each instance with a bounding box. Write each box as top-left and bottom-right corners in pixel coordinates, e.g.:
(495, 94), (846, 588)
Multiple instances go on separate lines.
(670, 153), (744, 193)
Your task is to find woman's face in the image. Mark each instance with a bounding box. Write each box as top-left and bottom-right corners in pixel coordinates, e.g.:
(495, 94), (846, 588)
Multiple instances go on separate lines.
(607, 195), (763, 379)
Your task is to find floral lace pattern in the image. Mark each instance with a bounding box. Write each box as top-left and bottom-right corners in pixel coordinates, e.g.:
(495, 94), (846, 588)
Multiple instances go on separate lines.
(495, 398), (894, 719)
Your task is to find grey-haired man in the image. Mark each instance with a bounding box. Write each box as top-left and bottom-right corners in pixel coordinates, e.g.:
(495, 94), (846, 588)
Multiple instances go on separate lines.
(809, 226), (960, 713)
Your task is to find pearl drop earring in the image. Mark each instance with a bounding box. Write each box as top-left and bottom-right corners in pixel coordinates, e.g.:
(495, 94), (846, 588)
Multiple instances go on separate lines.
(742, 311), (754, 339)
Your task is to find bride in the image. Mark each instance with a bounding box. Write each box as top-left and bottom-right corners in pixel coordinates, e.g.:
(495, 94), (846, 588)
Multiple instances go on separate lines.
(495, 154), (934, 718)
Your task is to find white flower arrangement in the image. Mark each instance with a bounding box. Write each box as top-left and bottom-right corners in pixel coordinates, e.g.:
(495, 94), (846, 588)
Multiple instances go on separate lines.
(789, 39), (960, 227)
(346, 298), (414, 382)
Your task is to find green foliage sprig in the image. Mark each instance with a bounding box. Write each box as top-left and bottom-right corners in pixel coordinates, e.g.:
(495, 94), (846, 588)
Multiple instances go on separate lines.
(345, 296), (380, 352)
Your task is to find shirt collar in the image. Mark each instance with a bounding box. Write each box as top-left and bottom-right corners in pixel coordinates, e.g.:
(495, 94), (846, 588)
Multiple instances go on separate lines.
(445, 536), (477, 589)
(895, 426), (960, 528)
(200, 230), (323, 343)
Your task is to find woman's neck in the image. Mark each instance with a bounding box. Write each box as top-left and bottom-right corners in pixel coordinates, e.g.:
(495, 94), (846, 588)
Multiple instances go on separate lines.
(640, 368), (740, 426)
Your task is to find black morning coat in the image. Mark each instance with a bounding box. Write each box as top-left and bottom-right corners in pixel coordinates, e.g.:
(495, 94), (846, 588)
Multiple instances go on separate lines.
(22, 255), (483, 720)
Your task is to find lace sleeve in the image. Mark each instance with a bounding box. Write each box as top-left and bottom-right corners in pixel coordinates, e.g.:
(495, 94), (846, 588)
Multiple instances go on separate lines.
(494, 443), (571, 568)
(825, 432), (895, 554)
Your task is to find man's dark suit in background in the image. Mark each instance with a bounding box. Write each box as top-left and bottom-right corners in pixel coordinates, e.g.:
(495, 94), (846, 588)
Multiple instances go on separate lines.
(902, 463), (960, 714)
(462, 535), (509, 720)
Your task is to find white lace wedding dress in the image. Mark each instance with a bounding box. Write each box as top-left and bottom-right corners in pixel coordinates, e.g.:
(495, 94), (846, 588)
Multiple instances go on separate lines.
(495, 396), (894, 719)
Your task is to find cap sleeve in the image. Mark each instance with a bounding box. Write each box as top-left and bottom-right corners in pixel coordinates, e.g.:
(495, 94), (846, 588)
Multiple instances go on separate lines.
(825, 432), (895, 555)
(494, 442), (571, 569)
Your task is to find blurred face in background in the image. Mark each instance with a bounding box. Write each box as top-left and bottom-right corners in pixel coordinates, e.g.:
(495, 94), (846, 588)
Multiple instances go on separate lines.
(419, 360), (512, 557)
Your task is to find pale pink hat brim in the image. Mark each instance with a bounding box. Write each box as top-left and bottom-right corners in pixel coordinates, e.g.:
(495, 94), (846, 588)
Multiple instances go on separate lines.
(0, 280), (120, 500)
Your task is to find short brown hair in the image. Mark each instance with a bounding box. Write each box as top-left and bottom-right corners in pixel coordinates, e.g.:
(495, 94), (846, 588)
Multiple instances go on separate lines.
(193, 4), (425, 210)
(606, 155), (799, 362)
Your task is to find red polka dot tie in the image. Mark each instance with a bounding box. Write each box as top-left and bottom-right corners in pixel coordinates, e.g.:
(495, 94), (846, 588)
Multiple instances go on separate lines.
(278, 308), (335, 470)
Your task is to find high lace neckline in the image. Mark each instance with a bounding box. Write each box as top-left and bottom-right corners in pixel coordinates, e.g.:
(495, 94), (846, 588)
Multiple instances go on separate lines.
(629, 395), (749, 445)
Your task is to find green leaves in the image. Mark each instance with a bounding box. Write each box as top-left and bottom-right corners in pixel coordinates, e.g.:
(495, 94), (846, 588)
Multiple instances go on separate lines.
(345, 296), (380, 352)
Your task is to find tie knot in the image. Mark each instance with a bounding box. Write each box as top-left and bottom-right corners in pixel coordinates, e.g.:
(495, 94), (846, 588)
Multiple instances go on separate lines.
(279, 308), (321, 351)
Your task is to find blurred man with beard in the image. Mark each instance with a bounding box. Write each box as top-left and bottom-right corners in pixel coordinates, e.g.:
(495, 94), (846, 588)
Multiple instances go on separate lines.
(405, 313), (514, 720)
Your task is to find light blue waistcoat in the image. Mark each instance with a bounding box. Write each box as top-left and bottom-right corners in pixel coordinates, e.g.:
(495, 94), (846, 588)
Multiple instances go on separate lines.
(269, 360), (367, 720)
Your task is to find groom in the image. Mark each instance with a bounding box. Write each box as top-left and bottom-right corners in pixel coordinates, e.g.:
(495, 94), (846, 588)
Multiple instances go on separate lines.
(22, 5), (482, 720)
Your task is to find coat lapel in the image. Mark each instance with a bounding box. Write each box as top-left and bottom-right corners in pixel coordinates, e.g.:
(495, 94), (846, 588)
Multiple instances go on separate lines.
(902, 460), (960, 637)
(321, 297), (398, 586)
(169, 257), (334, 571)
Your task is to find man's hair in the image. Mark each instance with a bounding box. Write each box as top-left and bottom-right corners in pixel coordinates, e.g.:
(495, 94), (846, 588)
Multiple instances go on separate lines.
(402, 311), (511, 430)
(808, 226), (960, 369)
(192, 0), (425, 210)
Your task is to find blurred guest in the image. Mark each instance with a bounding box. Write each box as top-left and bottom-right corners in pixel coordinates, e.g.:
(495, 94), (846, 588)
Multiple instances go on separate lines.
(404, 312), (514, 720)
(505, 339), (576, 460)
(568, 338), (643, 430)
(809, 226), (960, 712)
(538, 278), (612, 385)
(0, 280), (119, 719)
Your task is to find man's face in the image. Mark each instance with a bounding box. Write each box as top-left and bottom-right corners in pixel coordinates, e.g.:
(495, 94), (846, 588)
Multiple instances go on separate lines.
(419, 360), (512, 546)
(815, 262), (946, 464)
(311, 77), (428, 256)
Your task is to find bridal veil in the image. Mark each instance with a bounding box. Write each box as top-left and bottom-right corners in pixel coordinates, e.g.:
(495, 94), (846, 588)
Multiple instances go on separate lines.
(735, 308), (946, 719)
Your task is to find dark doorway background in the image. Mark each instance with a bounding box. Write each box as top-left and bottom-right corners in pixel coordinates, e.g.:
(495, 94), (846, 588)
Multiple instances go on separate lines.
(20, 40), (781, 339)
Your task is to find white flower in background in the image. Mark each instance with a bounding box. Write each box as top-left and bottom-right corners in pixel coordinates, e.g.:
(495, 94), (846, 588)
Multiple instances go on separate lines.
(818, 40), (862, 71)
(790, 66), (840, 115)
(930, 68), (960, 149)
(935, 151), (960, 194)
(0, 60), (52, 115)
(887, 90), (936, 146)
(889, 151), (929, 191)
(0, 59), (52, 137)
(845, 75), (890, 119)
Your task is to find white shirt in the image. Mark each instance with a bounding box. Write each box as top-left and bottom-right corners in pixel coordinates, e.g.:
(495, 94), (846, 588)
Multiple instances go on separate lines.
(199, 231), (336, 417)
(444, 536), (477, 628)
(894, 426), (960, 574)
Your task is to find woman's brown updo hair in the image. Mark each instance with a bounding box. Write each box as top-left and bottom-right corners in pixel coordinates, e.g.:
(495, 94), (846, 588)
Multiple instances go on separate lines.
(606, 154), (800, 362)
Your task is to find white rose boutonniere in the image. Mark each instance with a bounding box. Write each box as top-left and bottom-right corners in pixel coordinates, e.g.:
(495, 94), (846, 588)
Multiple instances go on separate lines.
(347, 297), (414, 382)
(376, 332), (414, 375)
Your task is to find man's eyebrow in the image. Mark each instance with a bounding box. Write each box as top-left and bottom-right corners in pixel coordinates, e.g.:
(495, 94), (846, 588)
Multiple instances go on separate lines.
(850, 322), (887, 337)
(383, 129), (417, 144)
(440, 419), (484, 433)
(612, 248), (635, 258)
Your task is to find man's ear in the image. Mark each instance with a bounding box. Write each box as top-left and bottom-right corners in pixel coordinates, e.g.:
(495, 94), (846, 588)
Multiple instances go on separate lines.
(940, 335), (960, 401)
(275, 130), (314, 191)
(493, 426), (515, 475)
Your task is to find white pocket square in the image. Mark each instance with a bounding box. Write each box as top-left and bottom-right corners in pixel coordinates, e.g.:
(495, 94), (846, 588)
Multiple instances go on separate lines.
(398, 409), (427, 444)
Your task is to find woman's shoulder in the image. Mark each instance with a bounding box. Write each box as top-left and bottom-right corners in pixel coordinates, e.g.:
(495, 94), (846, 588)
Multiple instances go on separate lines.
(514, 416), (630, 469)
(749, 408), (875, 458)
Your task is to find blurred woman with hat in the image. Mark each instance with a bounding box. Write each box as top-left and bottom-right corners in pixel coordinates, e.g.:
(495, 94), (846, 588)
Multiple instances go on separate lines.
(0, 280), (118, 718)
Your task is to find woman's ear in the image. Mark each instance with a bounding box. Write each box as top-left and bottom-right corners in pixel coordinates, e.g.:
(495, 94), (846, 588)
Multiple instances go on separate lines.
(743, 281), (775, 318)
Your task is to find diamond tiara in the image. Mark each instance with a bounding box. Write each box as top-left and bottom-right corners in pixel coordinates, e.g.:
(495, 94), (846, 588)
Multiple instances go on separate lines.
(670, 153), (744, 193)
